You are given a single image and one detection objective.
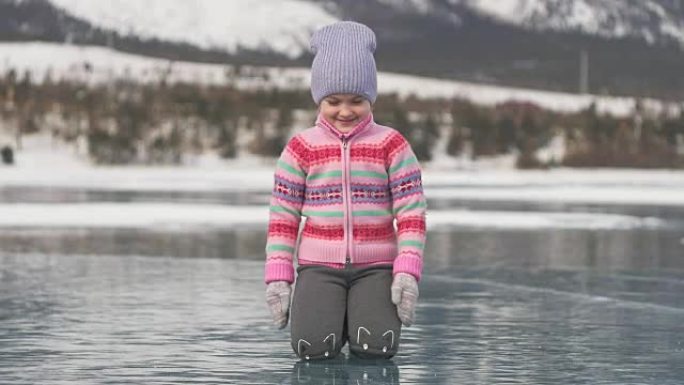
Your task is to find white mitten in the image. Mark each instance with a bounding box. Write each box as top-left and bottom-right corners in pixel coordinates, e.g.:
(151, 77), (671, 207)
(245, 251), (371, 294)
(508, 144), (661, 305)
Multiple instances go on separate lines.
(265, 281), (291, 329)
(390, 273), (419, 327)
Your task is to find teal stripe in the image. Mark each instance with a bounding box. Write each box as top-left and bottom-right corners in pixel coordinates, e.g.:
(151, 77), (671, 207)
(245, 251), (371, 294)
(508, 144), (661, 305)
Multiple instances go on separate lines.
(399, 240), (424, 249)
(267, 244), (295, 253)
(389, 156), (418, 174)
(277, 160), (305, 178)
(302, 210), (344, 217)
(353, 210), (392, 217)
(351, 170), (387, 179)
(307, 170), (342, 180)
(393, 201), (427, 215)
(303, 210), (390, 217)
(270, 205), (300, 217)
(307, 170), (386, 180)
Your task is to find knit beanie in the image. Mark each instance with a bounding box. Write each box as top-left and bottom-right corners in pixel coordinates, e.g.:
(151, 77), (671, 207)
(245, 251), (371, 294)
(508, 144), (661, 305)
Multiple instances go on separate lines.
(310, 21), (377, 105)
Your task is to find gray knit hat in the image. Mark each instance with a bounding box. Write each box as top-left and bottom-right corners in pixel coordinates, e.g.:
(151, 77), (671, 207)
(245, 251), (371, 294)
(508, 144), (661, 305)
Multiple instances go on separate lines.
(310, 21), (377, 105)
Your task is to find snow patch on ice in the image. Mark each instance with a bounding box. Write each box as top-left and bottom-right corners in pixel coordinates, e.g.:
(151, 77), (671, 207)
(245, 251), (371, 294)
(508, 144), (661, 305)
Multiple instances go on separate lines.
(0, 203), (664, 230)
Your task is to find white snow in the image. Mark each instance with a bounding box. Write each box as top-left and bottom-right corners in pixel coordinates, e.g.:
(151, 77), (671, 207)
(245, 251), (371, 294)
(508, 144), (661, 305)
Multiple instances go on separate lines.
(0, 203), (265, 229)
(1, 42), (678, 117)
(44, 0), (684, 53)
(425, 185), (684, 207)
(4, 162), (684, 209)
(0, 133), (682, 231)
(377, 71), (659, 116)
(377, 0), (435, 14)
(463, 0), (684, 47)
(465, 0), (546, 25)
(47, 0), (338, 59)
(2, 133), (684, 210)
(426, 209), (663, 230)
(0, 203), (663, 230)
(0, 42), (308, 89)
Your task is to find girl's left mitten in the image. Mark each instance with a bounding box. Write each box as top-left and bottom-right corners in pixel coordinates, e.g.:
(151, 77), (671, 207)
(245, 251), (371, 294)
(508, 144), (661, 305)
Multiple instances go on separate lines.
(265, 281), (292, 329)
(391, 273), (419, 327)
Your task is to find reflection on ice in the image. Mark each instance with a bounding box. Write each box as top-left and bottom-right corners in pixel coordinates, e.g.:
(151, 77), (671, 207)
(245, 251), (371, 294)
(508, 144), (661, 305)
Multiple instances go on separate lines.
(1, 176), (683, 384)
(290, 354), (399, 385)
(1, 254), (683, 384)
(0, 202), (668, 230)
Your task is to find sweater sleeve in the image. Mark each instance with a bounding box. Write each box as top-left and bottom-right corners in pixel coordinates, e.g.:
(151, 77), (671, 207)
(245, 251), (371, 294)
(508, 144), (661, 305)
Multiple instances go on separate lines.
(387, 132), (427, 281)
(264, 136), (308, 284)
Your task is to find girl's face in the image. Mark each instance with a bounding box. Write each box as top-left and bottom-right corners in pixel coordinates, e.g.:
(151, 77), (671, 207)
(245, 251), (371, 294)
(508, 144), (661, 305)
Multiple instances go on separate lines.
(319, 94), (372, 132)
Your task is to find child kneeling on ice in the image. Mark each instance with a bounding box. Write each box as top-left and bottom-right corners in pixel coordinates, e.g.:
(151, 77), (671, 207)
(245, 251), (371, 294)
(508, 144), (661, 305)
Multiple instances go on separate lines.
(265, 21), (427, 360)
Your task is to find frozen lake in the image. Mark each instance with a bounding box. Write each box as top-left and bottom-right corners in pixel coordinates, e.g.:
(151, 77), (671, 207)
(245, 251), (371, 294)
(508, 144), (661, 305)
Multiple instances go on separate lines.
(1, 176), (684, 384)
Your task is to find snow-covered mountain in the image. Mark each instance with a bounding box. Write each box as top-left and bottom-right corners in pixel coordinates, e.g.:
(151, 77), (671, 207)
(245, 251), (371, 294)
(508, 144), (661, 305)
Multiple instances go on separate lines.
(3, 0), (684, 98)
(40, 0), (684, 56)
(378, 0), (684, 47)
(462, 0), (684, 46)
(46, 0), (338, 59)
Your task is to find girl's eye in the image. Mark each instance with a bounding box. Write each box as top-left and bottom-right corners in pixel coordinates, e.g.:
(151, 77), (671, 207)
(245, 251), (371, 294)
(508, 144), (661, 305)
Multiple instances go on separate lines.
(326, 100), (340, 106)
(352, 99), (364, 105)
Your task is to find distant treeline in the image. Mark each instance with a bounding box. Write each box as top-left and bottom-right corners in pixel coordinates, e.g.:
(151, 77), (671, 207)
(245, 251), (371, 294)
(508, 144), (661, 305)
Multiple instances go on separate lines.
(1, 70), (683, 168)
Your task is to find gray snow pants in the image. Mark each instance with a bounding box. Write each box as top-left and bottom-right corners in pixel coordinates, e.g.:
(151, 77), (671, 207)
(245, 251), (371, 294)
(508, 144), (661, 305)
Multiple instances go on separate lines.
(290, 264), (402, 360)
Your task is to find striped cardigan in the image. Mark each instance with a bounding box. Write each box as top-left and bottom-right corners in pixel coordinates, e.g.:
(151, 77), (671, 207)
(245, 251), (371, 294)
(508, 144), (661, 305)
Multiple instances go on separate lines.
(264, 113), (427, 284)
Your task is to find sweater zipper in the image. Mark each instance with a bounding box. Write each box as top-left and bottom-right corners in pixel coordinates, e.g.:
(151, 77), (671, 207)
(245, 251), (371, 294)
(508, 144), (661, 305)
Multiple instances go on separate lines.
(342, 136), (352, 266)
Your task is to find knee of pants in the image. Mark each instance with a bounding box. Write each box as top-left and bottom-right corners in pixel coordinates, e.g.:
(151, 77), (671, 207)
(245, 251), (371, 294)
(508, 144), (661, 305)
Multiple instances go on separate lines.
(348, 327), (398, 359)
(291, 332), (343, 361)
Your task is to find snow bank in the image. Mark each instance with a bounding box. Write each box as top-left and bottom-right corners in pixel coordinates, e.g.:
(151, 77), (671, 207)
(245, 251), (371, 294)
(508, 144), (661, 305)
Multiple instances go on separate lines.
(1, 42), (679, 116)
(0, 203), (663, 230)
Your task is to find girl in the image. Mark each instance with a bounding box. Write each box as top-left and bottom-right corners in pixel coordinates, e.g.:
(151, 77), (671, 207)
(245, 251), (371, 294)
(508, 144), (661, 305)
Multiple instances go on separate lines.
(265, 21), (427, 360)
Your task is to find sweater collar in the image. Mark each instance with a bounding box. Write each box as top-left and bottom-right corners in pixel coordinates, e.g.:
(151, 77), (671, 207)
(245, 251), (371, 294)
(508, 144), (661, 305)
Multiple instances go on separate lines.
(316, 113), (374, 141)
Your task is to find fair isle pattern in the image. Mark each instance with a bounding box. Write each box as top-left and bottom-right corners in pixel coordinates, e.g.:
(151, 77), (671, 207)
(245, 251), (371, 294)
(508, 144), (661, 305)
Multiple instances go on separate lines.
(397, 217), (426, 234)
(354, 224), (396, 240)
(265, 114), (427, 284)
(303, 222), (396, 241)
(305, 184), (344, 206)
(389, 171), (423, 200)
(302, 222), (344, 240)
(384, 132), (409, 167)
(351, 183), (391, 204)
(288, 136), (341, 168)
(305, 183), (390, 205)
(350, 145), (387, 164)
(268, 220), (299, 239)
(273, 175), (305, 204)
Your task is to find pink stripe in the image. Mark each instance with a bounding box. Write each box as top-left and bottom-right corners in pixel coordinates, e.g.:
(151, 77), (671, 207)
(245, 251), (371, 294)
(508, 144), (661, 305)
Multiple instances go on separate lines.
(299, 259), (393, 269)
(298, 237), (398, 264)
(265, 263), (295, 284)
(393, 253), (423, 281)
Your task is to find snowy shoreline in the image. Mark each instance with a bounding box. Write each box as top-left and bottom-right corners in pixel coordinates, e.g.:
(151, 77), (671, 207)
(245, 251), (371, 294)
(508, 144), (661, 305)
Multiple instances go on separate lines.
(0, 202), (665, 230)
(2, 133), (684, 210)
(2, 164), (684, 207)
(1, 42), (680, 117)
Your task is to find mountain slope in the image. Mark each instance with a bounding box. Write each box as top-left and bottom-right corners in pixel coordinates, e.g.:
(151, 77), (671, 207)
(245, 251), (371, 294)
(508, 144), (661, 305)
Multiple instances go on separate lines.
(41, 0), (684, 55)
(462, 0), (684, 46)
(2, 0), (684, 98)
(47, 0), (338, 58)
(375, 0), (684, 47)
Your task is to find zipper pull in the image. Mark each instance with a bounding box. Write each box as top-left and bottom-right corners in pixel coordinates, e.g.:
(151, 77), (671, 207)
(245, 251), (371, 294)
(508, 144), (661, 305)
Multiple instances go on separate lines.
(342, 137), (348, 149)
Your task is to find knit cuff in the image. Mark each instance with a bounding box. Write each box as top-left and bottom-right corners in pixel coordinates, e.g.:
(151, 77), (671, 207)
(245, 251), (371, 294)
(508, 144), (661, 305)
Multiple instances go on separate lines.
(264, 263), (295, 284)
(393, 253), (423, 282)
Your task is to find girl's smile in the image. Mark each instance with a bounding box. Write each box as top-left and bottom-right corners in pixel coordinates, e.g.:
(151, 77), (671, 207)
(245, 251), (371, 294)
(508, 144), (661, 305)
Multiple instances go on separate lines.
(319, 94), (372, 132)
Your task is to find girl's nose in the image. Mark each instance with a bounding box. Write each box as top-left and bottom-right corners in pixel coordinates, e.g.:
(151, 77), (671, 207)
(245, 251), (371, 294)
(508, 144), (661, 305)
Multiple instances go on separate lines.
(339, 105), (353, 117)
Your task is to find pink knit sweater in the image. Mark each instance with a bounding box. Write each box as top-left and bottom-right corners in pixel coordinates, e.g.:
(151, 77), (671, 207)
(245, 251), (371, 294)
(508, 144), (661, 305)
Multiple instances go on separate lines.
(264, 113), (427, 283)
